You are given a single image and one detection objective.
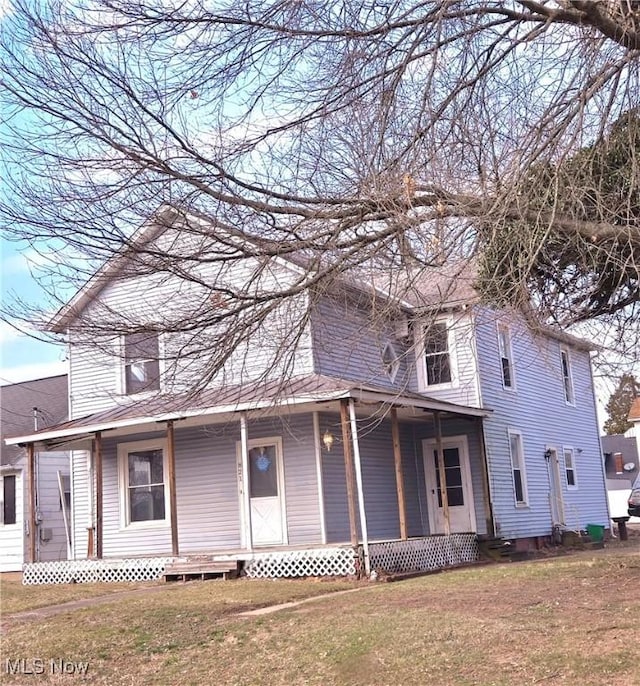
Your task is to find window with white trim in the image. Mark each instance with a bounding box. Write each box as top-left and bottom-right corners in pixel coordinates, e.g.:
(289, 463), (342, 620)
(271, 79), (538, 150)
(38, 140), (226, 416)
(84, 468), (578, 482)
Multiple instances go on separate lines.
(119, 441), (168, 525)
(497, 324), (515, 389)
(124, 332), (160, 395)
(564, 448), (577, 489)
(424, 322), (452, 386)
(560, 347), (574, 404)
(382, 342), (400, 382)
(508, 431), (528, 506)
(1, 474), (16, 525)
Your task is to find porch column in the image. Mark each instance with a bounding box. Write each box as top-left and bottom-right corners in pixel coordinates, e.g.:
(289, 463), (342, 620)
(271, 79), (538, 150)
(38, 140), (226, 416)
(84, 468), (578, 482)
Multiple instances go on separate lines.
(166, 421), (179, 556)
(477, 419), (495, 536)
(348, 399), (370, 577)
(390, 408), (408, 540)
(27, 442), (36, 563)
(239, 413), (253, 550)
(339, 398), (359, 547)
(94, 432), (103, 559)
(433, 411), (451, 536)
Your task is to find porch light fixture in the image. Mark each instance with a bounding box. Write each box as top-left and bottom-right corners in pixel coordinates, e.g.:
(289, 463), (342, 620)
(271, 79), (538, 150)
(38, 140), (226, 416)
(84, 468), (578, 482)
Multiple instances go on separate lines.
(322, 429), (334, 452)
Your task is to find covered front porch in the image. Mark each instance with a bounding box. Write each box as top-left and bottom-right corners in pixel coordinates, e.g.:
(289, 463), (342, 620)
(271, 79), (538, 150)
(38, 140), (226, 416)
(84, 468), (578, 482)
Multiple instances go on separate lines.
(7, 375), (492, 584)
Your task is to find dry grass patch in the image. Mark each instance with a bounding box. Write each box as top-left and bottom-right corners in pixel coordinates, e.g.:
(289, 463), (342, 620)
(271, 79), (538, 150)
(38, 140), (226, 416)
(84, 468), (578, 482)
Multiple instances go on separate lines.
(0, 576), (161, 615)
(2, 554), (640, 685)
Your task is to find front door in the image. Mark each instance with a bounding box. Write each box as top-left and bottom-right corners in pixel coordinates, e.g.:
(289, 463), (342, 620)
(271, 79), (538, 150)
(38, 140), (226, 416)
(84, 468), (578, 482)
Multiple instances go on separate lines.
(242, 439), (287, 547)
(423, 436), (476, 534)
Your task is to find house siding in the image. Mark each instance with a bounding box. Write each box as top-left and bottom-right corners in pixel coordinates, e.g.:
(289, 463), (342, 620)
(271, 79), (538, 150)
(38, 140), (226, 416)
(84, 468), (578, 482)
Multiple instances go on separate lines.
(34, 451), (71, 563)
(89, 414), (322, 559)
(311, 293), (414, 392)
(474, 307), (609, 539)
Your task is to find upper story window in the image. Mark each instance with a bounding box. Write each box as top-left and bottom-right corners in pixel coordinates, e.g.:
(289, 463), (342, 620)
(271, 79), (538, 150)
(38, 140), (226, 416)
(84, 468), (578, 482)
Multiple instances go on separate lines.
(382, 342), (400, 382)
(424, 322), (451, 386)
(119, 441), (168, 525)
(2, 474), (16, 525)
(124, 332), (160, 395)
(497, 324), (515, 389)
(564, 448), (578, 489)
(560, 347), (574, 404)
(508, 430), (528, 506)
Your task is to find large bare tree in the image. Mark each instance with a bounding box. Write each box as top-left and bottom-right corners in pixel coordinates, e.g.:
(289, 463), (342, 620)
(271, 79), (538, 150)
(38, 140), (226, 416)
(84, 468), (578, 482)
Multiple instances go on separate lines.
(1, 0), (638, 381)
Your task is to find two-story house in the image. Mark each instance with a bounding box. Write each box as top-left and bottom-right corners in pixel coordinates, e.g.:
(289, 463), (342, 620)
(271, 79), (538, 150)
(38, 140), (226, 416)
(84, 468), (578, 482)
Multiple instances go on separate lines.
(6, 208), (609, 583)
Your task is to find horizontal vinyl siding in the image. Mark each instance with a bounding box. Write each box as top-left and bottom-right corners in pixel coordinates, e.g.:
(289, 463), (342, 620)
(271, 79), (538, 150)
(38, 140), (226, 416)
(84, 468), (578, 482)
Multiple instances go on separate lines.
(413, 416), (488, 536)
(311, 294), (414, 392)
(96, 415), (322, 557)
(475, 307), (608, 539)
(71, 450), (89, 560)
(36, 452), (71, 562)
(69, 252), (314, 418)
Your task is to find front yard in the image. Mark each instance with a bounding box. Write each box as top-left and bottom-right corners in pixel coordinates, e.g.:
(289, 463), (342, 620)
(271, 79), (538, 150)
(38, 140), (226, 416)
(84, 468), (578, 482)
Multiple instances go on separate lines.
(2, 549), (639, 685)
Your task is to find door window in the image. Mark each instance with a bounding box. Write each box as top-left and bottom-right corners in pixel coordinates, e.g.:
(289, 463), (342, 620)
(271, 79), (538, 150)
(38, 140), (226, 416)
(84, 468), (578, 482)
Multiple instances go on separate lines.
(249, 446), (278, 498)
(433, 448), (465, 507)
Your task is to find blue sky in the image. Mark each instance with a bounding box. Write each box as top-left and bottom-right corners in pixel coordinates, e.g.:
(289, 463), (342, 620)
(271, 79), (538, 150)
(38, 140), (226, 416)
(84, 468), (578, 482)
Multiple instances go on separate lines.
(0, 239), (67, 384)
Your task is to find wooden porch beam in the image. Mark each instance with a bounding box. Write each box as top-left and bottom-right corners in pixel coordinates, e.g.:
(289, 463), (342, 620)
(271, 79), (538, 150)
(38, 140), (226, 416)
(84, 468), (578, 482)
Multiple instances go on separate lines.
(339, 398), (359, 547)
(26, 443), (36, 564)
(433, 411), (451, 536)
(166, 421), (179, 557)
(477, 418), (495, 536)
(240, 413), (253, 551)
(94, 431), (103, 559)
(390, 409), (408, 541)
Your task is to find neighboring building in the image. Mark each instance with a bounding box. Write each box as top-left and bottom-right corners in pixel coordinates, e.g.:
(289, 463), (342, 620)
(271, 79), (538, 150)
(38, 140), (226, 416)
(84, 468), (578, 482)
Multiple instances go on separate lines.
(0, 375), (70, 572)
(5, 209), (610, 583)
(600, 432), (639, 521)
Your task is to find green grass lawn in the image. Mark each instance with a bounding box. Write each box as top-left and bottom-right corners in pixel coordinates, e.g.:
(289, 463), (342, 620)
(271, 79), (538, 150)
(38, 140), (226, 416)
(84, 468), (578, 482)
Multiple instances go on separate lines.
(2, 553), (640, 685)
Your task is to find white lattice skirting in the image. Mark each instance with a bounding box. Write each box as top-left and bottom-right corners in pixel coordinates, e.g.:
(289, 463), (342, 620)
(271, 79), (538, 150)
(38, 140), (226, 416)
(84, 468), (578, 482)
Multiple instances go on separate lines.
(244, 547), (358, 579)
(22, 558), (174, 585)
(367, 534), (479, 574)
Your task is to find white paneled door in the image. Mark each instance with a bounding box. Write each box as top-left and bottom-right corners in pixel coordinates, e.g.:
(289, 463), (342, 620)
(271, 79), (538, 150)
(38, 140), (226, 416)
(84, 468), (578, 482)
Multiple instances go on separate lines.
(423, 436), (476, 534)
(245, 441), (287, 546)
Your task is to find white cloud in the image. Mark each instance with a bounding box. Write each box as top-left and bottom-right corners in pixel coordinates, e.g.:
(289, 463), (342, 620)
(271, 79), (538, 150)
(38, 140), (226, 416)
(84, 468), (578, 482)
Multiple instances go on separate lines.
(0, 319), (29, 344)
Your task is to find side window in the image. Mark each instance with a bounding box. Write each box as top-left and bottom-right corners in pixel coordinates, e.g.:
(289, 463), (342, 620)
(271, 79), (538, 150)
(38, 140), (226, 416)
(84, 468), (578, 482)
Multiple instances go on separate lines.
(124, 333), (160, 395)
(424, 322), (452, 386)
(2, 475), (17, 525)
(560, 347), (574, 404)
(508, 431), (528, 506)
(564, 448), (578, 489)
(119, 442), (168, 526)
(382, 342), (400, 382)
(497, 324), (515, 389)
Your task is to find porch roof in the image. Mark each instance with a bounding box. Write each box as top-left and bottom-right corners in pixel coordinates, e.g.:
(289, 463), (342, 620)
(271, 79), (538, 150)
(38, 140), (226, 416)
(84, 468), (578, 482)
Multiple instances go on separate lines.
(4, 373), (488, 448)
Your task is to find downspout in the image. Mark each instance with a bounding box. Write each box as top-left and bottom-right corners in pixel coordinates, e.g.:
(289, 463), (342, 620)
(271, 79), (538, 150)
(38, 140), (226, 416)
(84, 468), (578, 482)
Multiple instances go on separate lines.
(33, 408), (40, 562)
(240, 413), (253, 551)
(348, 399), (370, 577)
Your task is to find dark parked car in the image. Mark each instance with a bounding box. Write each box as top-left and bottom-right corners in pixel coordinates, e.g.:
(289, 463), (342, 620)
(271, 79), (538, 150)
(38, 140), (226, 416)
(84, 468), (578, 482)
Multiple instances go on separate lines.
(628, 488), (640, 517)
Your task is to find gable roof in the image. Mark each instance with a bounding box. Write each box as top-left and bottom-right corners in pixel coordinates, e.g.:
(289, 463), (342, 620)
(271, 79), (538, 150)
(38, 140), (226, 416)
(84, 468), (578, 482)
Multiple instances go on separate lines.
(0, 375), (69, 465)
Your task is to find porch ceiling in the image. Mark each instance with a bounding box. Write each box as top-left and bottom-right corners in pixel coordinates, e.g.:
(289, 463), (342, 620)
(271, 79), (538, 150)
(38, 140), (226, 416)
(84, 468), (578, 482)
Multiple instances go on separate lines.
(4, 373), (488, 449)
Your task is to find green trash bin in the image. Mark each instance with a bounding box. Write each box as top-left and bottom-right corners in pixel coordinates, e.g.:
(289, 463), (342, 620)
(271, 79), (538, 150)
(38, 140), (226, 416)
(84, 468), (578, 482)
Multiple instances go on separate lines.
(586, 524), (605, 542)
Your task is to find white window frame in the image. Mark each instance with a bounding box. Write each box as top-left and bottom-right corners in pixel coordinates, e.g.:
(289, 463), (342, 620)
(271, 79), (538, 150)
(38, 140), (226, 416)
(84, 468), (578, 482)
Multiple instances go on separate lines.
(559, 346), (575, 405)
(0, 472), (19, 527)
(563, 447), (578, 490)
(117, 439), (170, 529)
(118, 333), (165, 396)
(381, 341), (400, 382)
(508, 430), (529, 507)
(497, 323), (516, 390)
(415, 316), (458, 391)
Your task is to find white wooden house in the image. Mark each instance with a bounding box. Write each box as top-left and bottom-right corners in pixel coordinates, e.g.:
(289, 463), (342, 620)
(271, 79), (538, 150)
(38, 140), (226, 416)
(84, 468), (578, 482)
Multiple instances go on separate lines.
(5, 209), (610, 583)
(0, 375), (71, 572)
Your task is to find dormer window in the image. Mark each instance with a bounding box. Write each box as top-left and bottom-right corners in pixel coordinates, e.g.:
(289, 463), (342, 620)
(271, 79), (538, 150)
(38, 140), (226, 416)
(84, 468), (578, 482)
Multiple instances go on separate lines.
(124, 332), (160, 394)
(424, 322), (451, 386)
(382, 342), (400, 382)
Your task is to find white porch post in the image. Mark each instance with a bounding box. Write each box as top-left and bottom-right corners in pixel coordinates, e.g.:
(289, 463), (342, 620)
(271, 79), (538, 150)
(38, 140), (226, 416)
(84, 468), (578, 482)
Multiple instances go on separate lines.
(433, 411), (451, 536)
(240, 412), (253, 551)
(348, 399), (370, 577)
(312, 412), (327, 544)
